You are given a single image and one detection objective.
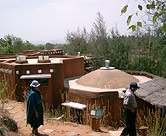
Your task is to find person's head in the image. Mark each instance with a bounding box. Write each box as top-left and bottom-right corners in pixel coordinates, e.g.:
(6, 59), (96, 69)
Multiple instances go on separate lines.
(30, 80), (40, 90)
(130, 82), (140, 92)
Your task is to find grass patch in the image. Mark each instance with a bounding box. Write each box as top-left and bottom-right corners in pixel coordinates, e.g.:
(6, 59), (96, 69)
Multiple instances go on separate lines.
(137, 106), (166, 136)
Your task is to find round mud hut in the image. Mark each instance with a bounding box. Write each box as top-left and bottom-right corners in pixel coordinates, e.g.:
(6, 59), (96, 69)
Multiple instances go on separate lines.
(64, 61), (152, 125)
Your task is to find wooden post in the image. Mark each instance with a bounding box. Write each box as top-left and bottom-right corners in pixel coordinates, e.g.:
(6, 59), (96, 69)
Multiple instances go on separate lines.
(91, 117), (100, 131)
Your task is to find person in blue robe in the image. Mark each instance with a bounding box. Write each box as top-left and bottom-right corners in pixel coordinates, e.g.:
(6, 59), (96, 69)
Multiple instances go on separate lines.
(27, 80), (43, 136)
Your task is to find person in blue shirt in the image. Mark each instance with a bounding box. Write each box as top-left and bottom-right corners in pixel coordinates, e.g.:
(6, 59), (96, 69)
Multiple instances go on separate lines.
(27, 80), (43, 136)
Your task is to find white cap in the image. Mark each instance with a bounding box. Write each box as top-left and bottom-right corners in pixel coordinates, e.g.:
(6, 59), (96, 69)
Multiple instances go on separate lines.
(30, 80), (40, 87)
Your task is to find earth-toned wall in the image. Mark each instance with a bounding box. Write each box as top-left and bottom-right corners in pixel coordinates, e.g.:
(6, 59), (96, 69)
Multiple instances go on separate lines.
(0, 55), (85, 108)
(66, 88), (122, 125)
(63, 57), (85, 78)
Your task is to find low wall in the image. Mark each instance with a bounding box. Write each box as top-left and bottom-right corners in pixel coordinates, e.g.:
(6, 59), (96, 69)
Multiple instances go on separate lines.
(65, 88), (122, 125)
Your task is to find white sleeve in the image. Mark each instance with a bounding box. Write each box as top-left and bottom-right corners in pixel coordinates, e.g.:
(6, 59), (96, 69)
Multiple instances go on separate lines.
(123, 96), (130, 106)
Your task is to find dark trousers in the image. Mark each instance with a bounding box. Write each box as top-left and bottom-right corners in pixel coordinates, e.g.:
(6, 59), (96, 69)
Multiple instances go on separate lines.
(120, 108), (136, 136)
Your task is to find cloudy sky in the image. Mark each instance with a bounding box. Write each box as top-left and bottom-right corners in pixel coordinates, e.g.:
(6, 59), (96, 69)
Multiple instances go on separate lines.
(0, 0), (142, 44)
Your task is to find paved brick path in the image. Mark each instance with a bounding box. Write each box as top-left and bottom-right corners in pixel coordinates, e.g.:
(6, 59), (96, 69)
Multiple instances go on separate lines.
(3, 100), (122, 136)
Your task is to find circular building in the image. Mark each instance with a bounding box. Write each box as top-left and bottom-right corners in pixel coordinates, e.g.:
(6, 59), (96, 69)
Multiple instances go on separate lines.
(64, 66), (152, 125)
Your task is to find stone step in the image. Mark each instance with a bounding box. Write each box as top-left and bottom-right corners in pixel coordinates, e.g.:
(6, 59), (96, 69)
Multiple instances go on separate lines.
(43, 129), (54, 134)
(109, 130), (122, 136)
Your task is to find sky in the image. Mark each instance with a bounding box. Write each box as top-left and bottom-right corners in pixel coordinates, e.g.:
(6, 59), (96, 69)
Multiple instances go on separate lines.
(0, 0), (143, 44)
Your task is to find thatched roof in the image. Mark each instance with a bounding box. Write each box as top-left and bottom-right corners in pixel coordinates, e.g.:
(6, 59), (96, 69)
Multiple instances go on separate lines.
(134, 72), (166, 107)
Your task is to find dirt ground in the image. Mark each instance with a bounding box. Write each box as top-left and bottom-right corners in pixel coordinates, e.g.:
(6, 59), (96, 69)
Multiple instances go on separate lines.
(2, 99), (122, 136)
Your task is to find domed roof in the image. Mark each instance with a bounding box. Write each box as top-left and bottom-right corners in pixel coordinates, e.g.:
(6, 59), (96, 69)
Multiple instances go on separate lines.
(76, 69), (139, 89)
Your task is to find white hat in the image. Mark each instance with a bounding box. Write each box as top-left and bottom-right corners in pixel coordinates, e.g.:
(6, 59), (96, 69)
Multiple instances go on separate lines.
(30, 80), (40, 87)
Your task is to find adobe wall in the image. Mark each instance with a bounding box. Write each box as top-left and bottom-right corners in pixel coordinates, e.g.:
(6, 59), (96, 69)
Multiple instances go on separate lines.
(66, 87), (156, 126)
(0, 62), (16, 99)
(14, 63), (64, 108)
(0, 54), (16, 59)
(136, 96), (153, 112)
(63, 57), (85, 78)
(66, 88), (122, 125)
(0, 53), (85, 108)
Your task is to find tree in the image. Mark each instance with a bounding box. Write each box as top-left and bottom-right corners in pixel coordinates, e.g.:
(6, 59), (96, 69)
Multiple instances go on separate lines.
(13, 37), (27, 53)
(24, 41), (37, 50)
(45, 43), (56, 49)
(36, 44), (45, 50)
(0, 35), (39, 53)
(0, 38), (7, 48)
(88, 12), (110, 62)
(121, 0), (166, 32)
(65, 28), (88, 55)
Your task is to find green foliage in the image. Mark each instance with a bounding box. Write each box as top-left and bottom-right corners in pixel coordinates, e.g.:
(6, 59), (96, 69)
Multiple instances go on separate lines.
(127, 15), (133, 25)
(88, 12), (110, 62)
(0, 34), (44, 54)
(65, 28), (88, 55)
(36, 44), (45, 50)
(137, 22), (142, 27)
(137, 106), (166, 136)
(63, 12), (166, 78)
(0, 80), (7, 101)
(162, 23), (166, 32)
(153, 12), (162, 24)
(138, 5), (143, 10)
(121, 5), (128, 15)
(121, 0), (166, 32)
(45, 43), (56, 49)
(128, 25), (136, 31)
(0, 11), (166, 132)
(0, 80), (8, 109)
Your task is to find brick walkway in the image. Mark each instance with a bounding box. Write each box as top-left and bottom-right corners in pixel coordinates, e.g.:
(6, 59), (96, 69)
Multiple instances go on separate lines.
(3, 100), (122, 136)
